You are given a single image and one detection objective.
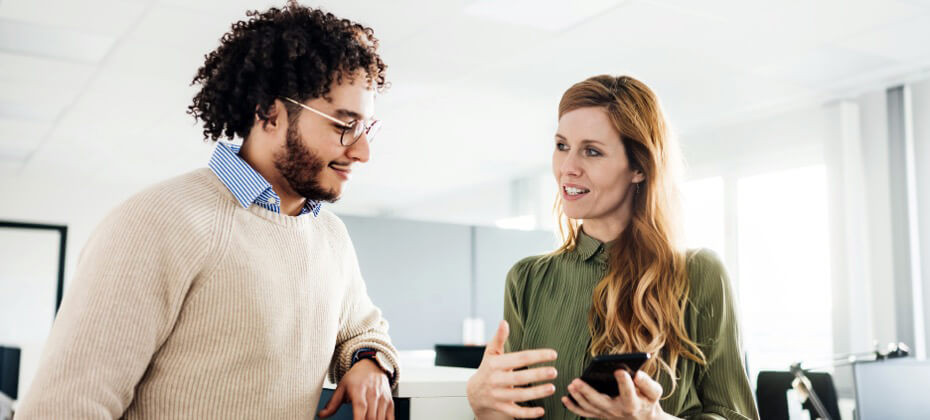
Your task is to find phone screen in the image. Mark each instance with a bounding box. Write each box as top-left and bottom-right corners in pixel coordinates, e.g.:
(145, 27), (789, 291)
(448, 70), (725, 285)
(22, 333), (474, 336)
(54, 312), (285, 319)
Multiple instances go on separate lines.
(579, 353), (650, 397)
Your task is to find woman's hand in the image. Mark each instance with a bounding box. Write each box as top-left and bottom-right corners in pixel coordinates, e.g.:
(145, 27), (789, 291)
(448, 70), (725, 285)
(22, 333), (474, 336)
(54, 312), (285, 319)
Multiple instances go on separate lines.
(467, 320), (559, 419)
(562, 369), (675, 420)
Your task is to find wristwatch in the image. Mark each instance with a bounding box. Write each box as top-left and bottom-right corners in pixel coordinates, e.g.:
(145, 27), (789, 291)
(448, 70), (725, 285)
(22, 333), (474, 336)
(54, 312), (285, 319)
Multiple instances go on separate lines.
(353, 349), (395, 381)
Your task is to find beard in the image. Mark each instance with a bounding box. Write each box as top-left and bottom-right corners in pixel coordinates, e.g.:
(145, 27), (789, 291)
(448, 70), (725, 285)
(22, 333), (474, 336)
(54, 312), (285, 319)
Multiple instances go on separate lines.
(273, 125), (340, 203)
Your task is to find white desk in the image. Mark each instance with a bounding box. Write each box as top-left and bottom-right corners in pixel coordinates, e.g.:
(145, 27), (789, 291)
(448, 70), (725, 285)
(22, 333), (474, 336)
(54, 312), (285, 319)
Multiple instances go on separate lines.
(321, 365), (476, 419)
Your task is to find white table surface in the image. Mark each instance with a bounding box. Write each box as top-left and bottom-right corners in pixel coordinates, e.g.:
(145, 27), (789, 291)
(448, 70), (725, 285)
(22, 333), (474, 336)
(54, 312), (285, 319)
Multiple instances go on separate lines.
(324, 365), (477, 398)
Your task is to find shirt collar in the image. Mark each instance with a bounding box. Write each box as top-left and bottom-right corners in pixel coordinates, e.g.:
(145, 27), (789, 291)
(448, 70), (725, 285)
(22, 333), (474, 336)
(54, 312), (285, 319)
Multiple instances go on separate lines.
(575, 227), (613, 264)
(208, 142), (322, 217)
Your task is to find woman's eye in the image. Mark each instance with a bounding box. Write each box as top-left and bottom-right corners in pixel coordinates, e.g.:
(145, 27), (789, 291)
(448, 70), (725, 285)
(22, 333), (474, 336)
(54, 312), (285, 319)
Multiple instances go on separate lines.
(556, 142), (568, 151)
(585, 147), (602, 157)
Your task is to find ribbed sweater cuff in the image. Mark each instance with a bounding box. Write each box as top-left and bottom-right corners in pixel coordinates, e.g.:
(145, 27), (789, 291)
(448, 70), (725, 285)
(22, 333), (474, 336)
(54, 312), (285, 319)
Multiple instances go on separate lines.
(331, 340), (400, 390)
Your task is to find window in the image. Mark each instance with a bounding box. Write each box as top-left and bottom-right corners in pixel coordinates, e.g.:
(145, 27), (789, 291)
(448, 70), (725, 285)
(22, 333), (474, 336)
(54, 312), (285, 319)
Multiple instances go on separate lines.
(681, 176), (726, 258)
(736, 165), (833, 380)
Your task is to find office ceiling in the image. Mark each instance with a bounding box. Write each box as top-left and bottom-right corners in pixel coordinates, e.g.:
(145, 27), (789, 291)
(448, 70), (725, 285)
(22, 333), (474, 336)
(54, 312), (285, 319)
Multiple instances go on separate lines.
(2, 0), (929, 215)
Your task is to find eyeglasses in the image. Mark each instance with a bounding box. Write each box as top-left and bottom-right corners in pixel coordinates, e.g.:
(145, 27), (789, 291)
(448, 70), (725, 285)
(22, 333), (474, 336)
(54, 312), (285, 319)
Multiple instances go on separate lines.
(282, 97), (382, 147)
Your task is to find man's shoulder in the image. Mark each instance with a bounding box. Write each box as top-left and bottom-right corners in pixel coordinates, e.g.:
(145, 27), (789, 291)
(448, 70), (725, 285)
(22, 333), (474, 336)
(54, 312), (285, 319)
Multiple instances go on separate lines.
(311, 209), (352, 241)
(129, 168), (223, 208)
(80, 169), (228, 266)
(105, 168), (229, 236)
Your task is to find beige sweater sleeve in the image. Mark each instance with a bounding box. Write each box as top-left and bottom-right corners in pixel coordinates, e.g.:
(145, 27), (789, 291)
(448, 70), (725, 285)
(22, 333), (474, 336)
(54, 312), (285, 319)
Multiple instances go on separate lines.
(327, 218), (400, 388)
(15, 190), (220, 419)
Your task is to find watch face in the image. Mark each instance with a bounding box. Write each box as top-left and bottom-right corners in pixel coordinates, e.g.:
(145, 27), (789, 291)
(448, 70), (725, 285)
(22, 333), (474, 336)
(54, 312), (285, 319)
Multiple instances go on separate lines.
(375, 352), (395, 375)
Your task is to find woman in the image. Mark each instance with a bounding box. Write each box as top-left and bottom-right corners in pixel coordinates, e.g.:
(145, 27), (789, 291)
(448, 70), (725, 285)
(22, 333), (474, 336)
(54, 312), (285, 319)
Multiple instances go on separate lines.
(466, 75), (758, 420)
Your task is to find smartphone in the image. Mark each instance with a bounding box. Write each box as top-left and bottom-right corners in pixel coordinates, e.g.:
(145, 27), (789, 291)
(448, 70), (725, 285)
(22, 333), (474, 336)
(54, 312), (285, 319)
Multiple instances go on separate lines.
(579, 352), (651, 397)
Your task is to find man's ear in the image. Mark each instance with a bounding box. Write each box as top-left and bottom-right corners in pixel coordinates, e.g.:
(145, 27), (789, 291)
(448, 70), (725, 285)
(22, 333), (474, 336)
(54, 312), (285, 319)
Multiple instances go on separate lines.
(256, 99), (285, 133)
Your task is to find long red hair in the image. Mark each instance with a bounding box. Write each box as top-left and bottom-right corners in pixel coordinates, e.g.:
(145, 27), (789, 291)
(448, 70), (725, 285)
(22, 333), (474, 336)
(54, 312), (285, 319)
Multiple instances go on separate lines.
(555, 75), (705, 394)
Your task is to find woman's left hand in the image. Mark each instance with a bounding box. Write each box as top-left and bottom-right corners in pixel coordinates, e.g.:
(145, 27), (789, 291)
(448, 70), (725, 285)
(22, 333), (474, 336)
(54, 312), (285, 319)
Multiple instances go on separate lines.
(562, 369), (673, 420)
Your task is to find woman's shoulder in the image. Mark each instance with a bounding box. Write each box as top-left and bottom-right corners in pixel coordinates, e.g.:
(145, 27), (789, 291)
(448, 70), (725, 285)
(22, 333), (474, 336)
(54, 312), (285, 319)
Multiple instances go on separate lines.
(685, 248), (726, 274)
(506, 253), (556, 288)
(684, 248), (732, 307)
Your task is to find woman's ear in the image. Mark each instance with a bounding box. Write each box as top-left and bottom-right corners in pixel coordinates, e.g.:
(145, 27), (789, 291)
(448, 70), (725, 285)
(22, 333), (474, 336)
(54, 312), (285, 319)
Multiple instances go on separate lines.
(632, 169), (646, 184)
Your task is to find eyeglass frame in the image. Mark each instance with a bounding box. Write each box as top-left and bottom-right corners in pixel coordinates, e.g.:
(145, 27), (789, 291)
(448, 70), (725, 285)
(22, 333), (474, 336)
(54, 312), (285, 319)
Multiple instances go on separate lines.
(281, 96), (381, 147)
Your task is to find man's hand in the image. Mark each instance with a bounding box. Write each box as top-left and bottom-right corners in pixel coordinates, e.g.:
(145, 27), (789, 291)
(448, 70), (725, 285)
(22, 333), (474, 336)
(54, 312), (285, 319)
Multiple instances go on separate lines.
(318, 359), (394, 420)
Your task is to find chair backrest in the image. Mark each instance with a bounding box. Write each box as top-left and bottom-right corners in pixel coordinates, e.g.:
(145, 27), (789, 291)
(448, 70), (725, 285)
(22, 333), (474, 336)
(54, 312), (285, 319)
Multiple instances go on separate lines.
(0, 347), (19, 400)
(434, 344), (485, 369)
(756, 370), (840, 420)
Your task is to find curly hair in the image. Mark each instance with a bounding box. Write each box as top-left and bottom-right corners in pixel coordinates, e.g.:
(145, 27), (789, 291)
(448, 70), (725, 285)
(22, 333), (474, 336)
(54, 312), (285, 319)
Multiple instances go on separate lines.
(188, 1), (387, 141)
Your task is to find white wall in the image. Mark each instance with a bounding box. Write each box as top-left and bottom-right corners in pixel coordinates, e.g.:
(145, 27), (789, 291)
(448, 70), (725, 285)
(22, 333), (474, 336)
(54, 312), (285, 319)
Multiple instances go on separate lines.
(389, 171), (559, 232)
(0, 174), (145, 290)
(680, 104), (827, 179)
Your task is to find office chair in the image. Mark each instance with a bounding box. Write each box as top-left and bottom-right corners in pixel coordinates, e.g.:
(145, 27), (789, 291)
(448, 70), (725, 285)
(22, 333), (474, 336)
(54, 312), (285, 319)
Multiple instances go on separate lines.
(0, 346), (19, 400)
(756, 370), (840, 420)
(434, 344), (485, 369)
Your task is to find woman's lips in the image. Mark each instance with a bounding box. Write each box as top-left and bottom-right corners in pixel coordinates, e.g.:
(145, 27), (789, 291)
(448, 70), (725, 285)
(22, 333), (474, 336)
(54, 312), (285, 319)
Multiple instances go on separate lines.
(562, 184), (590, 201)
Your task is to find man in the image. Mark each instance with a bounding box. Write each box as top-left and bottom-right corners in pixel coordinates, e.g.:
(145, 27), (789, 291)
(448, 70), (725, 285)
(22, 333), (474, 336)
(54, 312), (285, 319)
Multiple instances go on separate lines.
(16, 2), (398, 419)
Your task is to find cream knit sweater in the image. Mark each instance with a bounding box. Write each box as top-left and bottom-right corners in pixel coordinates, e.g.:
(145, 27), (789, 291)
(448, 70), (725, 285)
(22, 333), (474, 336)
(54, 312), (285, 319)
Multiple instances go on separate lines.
(15, 168), (399, 419)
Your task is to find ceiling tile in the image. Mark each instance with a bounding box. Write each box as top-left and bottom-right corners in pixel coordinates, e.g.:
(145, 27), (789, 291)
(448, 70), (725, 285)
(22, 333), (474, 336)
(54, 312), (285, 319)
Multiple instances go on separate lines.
(129, 3), (238, 48)
(105, 37), (206, 84)
(0, 52), (95, 84)
(0, 18), (115, 63)
(0, 79), (82, 121)
(835, 14), (930, 62)
(315, 0), (463, 43)
(752, 46), (894, 87)
(46, 69), (177, 152)
(387, 13), (550, 70)
(464, 0), (628, 31)
(0, 0), (148, 38)
(649, 0), (925, 43)
(0, 118), (46, 158)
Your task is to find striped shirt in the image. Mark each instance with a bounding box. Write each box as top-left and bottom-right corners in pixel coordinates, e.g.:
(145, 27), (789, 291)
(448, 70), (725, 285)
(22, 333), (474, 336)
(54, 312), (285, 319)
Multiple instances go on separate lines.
(504, 230), (759, 419)
(208, 142), (322, 217)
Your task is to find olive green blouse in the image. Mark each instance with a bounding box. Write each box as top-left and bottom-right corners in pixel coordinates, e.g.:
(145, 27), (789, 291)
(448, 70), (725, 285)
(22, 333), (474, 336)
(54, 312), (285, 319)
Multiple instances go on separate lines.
(503, 230), (759, 420)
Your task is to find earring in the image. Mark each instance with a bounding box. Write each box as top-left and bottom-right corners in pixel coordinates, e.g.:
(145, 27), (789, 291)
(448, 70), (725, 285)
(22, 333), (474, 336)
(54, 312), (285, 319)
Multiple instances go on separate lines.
(635, 183), (641, 195)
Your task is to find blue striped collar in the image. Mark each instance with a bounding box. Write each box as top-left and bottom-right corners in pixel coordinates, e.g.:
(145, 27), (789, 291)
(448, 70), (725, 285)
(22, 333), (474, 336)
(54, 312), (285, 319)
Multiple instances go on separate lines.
(208, 142), (322, 217)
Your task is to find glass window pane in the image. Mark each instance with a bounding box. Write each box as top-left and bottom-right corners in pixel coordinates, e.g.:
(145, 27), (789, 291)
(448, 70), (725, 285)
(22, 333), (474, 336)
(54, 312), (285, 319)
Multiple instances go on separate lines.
(737, 165), (833, 382)
(681, 176), (725, 258)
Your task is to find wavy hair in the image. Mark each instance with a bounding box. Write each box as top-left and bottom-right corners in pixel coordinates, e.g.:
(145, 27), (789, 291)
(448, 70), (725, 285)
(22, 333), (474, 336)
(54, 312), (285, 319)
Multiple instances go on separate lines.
(555, 75), (705, 395)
